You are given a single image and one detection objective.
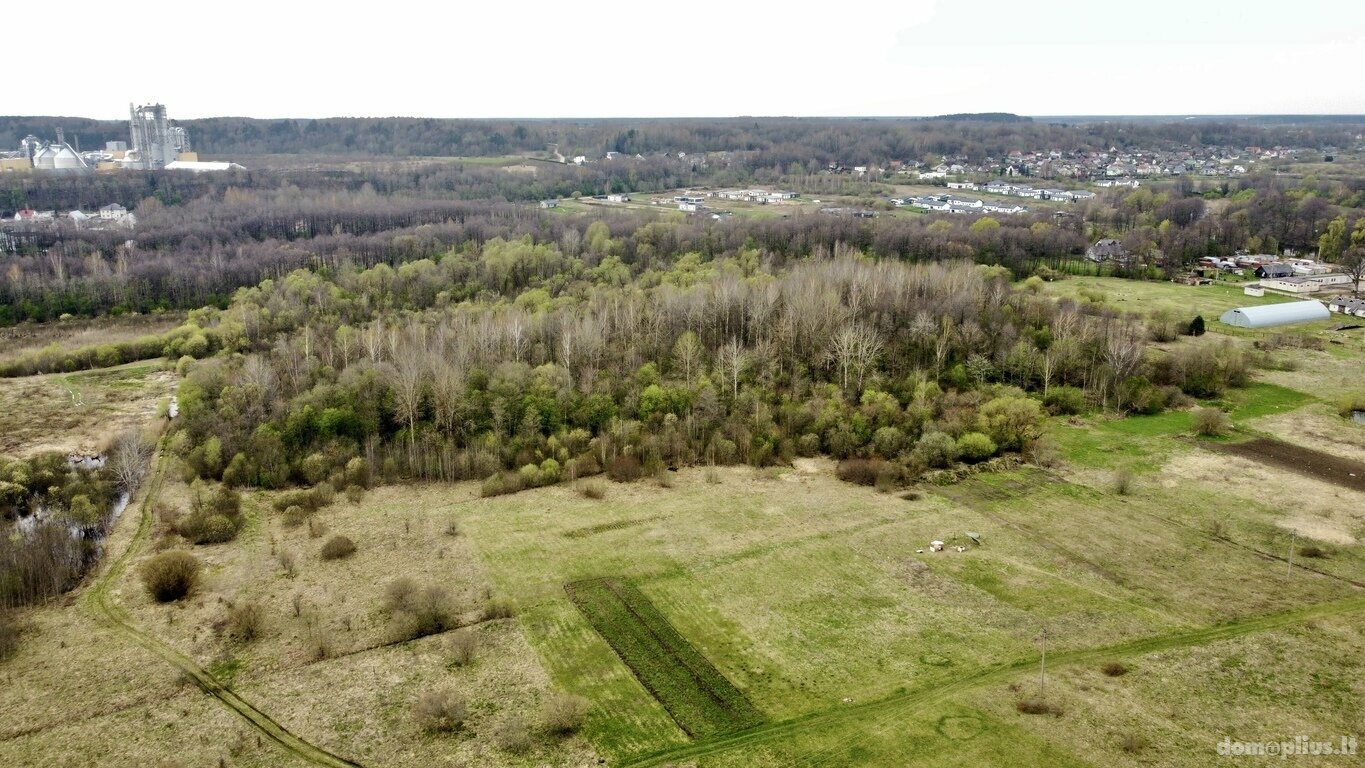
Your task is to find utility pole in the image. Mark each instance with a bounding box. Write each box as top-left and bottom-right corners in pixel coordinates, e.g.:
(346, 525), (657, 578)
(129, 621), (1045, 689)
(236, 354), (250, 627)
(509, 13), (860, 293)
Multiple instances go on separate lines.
(1039, 626), (1048, 701)
(1287, 533), (1297, 577)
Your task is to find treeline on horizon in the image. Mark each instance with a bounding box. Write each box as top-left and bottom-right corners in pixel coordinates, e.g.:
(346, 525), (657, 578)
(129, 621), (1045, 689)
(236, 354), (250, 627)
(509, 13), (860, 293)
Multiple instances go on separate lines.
(1, 115), (1356, 163)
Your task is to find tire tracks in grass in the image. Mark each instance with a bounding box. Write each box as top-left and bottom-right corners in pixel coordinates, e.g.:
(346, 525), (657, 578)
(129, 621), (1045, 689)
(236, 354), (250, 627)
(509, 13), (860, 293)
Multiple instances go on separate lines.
(81, 444), (365, 768)
(621, 593), (1365, 767)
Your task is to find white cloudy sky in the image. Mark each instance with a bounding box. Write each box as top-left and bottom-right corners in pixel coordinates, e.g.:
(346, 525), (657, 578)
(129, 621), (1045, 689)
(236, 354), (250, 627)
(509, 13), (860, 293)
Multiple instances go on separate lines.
(11, 0), (1364, 118)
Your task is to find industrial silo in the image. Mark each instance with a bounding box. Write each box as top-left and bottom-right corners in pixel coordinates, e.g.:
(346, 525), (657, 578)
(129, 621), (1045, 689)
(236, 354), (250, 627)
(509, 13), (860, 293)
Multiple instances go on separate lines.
(53, 144), (89, 171)
(32, 146), (57, 170)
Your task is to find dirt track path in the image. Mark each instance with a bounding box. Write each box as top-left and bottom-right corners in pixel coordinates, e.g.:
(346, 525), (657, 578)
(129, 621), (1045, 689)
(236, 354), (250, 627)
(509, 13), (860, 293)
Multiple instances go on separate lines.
(81, 445), (366, 768)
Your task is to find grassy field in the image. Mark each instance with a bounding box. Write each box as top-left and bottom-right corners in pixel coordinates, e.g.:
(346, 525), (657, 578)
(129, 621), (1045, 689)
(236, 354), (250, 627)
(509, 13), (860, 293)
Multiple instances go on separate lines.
(6, 402), (1360, 765)
(1044, 275), (1303, 319)
(0, 360), (175, 457)
(566, 578), (763, 738)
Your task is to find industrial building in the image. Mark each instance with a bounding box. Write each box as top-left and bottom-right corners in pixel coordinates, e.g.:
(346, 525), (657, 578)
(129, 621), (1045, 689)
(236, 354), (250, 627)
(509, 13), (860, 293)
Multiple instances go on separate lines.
(1, 102), (243, 173)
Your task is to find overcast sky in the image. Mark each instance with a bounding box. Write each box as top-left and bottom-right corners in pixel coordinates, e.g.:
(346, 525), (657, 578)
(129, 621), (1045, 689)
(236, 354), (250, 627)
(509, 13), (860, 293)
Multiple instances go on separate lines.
(11, 0), (1364, 119)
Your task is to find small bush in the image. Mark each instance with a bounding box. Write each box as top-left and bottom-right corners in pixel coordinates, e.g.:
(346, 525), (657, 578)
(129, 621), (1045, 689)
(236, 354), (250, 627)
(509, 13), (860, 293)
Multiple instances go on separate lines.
(956, 432), (998, 463)
(913, 431), (959, 469)
(389, 581), (456, 640)
(704, 467), (721, 484)
(303, 615), (335, 660)
(384, 577), (419, 612)
(1121, 733), (1150, 754)
(447, 629), (478, 666)
(1112, 468), (1135, 496)
(578, 480), (607, 499)
(226, 601), (265, 644)
(606, 454), (643, 482)
(141, 550), (201, 602)
(344, 484), (365, 504)
(1192, 407), (1230, 437)
(320, 535), (357, 561)
(481, 600), (515, 621)
(443, 519), (461, 537)
(307, 517), (327, 539)
(1101, 661), (1129, 677)
(1299, 545), (1328, 559)
(277, 549), (298, 578)
(281, 505), (312, 528)
(541, 692), (589, 735)
(480, 471), (526, 497)
(179, 512), (239, 544)
(1016, 698), (1064, 716)
(1043, 386), (1087, 415)
(272, 488), (328, 514)
(493, 714), (532, 753)
(836, 458), (884, 486)
(412, 687), (468, 732)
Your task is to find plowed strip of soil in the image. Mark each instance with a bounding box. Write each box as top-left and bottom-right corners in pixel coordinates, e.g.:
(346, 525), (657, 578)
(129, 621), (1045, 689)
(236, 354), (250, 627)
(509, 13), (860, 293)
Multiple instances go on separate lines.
(1213, 438), (1365, 492)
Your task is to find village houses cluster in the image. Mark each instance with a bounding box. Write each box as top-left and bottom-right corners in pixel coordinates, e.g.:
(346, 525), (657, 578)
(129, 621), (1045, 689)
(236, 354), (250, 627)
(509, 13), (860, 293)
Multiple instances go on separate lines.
(901, 143), (1276, 183)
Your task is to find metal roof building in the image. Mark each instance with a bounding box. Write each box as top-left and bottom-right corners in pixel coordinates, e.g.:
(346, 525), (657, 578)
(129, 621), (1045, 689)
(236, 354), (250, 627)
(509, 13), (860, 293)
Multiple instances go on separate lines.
(1219, 300), (1330, 328)
(164, 160), (246, 172)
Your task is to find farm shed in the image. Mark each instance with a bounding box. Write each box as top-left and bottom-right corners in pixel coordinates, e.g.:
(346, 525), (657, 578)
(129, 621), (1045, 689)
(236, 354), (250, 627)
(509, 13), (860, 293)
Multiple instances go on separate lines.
(1219, 300), (1330, 328)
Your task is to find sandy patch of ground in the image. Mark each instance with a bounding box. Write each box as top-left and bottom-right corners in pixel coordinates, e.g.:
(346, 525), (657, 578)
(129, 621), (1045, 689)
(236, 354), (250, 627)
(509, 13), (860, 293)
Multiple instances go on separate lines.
(1160, 449), (1363, 545)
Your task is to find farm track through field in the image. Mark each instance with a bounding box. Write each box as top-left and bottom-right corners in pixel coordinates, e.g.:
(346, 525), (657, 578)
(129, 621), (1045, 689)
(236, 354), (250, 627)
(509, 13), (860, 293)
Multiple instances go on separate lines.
(621, 593), (1365, 767)
(81, 444), (366, 768)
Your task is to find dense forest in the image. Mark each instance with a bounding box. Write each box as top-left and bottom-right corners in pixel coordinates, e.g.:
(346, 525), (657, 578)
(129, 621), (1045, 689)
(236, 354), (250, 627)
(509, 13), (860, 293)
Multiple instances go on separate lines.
(3, 165), (1362, 326)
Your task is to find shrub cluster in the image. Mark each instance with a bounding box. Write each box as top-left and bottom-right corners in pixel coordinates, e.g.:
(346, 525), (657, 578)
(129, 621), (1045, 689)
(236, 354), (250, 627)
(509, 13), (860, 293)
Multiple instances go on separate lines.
(141, 550), (201, 602)
(176, 485), (244, 545)
(226, 600), (265, 643)
(480, 458), (563, 497)
(412, 687), (468, 732)
(385, 577), (457, 639)
(320, 535), (357, 560)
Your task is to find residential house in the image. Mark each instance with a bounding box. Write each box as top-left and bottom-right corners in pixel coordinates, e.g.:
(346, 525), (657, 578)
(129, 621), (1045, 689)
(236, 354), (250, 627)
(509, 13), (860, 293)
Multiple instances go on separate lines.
(539, 199), (558, 209)
(1329, 296), (1365, 316)
(1255, 263), (1295, 279)
(1086, 239), (1128, 262)
(984, 200), (1027, 215)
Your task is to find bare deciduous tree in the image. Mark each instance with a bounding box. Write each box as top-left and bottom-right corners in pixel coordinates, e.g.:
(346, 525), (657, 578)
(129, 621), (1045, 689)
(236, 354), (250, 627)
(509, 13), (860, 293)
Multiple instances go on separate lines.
(716, 338), (749, 400)
(827, 322), (883, 393)
(673, 331), (703, 386)
(109, 429), (155, 493)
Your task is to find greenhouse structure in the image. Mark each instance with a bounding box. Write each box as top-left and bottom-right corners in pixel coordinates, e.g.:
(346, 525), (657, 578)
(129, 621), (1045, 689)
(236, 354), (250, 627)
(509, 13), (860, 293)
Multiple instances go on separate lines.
(1219, 300), (1330, 328)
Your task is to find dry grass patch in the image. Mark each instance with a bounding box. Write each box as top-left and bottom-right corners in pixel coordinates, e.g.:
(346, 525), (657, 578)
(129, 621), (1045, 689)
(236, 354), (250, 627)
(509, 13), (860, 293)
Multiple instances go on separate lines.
(0, 362), (174, 457)
(1160, 449), (1364, 545)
